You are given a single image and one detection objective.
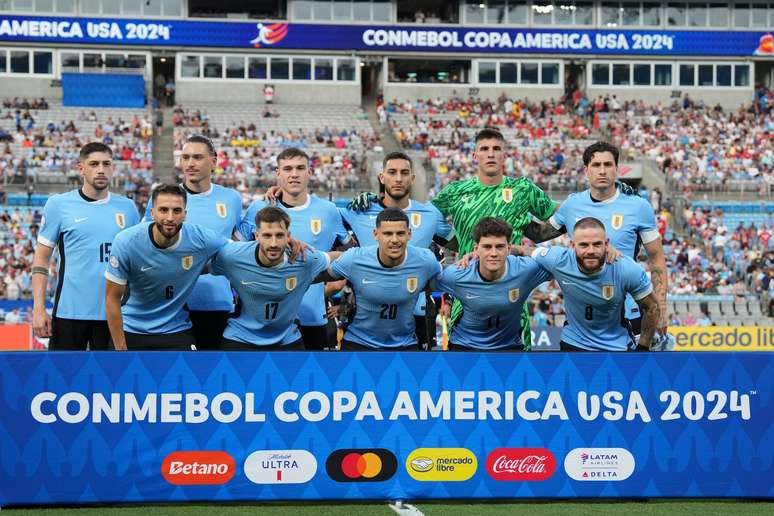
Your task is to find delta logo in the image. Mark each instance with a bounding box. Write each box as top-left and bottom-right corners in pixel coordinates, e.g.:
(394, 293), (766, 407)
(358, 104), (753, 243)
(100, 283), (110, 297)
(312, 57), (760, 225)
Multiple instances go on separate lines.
(326, 449), (397, 482)
(564, 448), (635, 481)
(485, 448), (556, 481)
(244, 450), (317, 484)
(406, 448), (477, 482)
(161, 451), (235, 485)
(249, 22), (289, 48)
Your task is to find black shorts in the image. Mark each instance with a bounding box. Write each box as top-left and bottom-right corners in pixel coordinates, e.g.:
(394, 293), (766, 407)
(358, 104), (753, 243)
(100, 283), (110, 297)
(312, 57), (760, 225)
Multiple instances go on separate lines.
(414, 315), (437, 350)
(340, 339), (422, 352)
(560, 340), (589, 352)
(124, 329), (197, 351)
(189, 310), (230, 351)
(448, 343), (523, 352)
(221, 338), (304, 351)
(299, 324), (329, 351)
(49, 318), (110, 351)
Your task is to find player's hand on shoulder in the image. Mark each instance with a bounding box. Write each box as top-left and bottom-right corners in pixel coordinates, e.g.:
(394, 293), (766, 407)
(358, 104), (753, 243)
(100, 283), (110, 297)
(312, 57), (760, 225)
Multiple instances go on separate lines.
(605, 244), (622, 263)
(288, 235), (310, 263)
(347, 192), (378, 212)
(616, 180), (636, 196)
(264, 185), (282, 204)
(455, 251), (477, 269)
(510, 244), (535, 257)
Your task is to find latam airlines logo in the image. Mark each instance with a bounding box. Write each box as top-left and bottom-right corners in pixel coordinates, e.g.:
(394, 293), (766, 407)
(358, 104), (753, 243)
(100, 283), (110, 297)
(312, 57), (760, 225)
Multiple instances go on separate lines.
(485, 448), (556, 481)
(161, 451), (235, 485)
(244, 450), (317, 484)
(249, 22), (288, 47)
(564, 448), (635, 481)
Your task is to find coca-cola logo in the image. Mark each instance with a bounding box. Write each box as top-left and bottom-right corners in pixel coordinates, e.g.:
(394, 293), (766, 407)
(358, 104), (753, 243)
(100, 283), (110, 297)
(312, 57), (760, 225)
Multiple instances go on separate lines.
(485, 448), (556, 481)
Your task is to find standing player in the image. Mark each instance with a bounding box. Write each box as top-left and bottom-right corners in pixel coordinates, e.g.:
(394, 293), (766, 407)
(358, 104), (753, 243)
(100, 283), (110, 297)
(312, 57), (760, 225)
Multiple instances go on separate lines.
(341, 151), (454, 348)
(212, 207), (339, 350)
(144, 135), (242, 350)
(240, 147), (350, 350)
(327, 208), (442, 351)
(431, 128), (557, 349)
(515, 217), (660, 350)
(438, 218), (551, 351)
(105, 184), (228, 351)
(524, 141), (668, 339)
(31, 142), (139, 350)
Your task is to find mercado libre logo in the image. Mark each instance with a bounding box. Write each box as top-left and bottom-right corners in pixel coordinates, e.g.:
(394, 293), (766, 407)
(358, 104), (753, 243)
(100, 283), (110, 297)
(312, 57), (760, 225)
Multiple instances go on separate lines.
(325, 449), (398, 482)
(249, 22), (289, 48)
(406, 448), (477, 481)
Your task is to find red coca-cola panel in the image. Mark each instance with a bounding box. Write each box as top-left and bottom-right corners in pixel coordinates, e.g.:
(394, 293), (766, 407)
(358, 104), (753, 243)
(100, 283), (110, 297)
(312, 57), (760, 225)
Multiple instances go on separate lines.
(485, 448), (556, 481)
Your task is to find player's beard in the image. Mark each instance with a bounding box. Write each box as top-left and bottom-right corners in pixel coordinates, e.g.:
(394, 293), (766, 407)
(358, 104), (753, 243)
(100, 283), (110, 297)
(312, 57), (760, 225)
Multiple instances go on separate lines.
(157, 221), (183, 240)
(576, 253), (604, 274)
(385, 184), (411, 202)
(87, 176), (109, 192)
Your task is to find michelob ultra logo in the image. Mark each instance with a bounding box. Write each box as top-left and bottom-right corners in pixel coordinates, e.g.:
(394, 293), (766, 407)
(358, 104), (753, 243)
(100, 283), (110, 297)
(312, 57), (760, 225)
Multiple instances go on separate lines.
(406, 448), (477, 481)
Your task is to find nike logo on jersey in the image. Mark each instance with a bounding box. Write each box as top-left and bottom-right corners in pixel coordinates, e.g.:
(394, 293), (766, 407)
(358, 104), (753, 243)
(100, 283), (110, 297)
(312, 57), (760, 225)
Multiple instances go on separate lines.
(140, 266), (153, 272)
(368, 216), (377, 220)
(241, 280), (260, 285)
(465, 294), (481, 299)
(74, 217), (88, 223)
(561, 280), (577, 286)
(362, 279), (377, 284)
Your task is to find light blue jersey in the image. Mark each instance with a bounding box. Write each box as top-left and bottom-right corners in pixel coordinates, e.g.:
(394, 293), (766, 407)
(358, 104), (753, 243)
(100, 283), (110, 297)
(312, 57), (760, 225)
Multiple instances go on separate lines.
(340, 199), (453, 316)
(330, 246), (442, 349)
(38, 190), (139, 320)
(144, 184), (242, 312)
(105, 222), (228, 334)
(438, 256), (552, 350)
(239, 195), (348, 326)
(550, 189), (659, 319)
(532, 246), (653, 351)
(211, 243), (330, 346)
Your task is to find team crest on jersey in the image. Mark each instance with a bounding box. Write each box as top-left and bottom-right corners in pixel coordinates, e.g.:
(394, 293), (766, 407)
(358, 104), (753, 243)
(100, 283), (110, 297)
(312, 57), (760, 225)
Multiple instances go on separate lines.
(181, 255), (194, 271)
(508, 288), (520, 303)
(406, 276), (418, 293)
(285, 276), (297, 291)
(216, 203), (227, 218)
(410, 212), (422, 228)
(501, 188), (513, 203)
(115, 212), (126, 229)
(611, 214), (624, 230)
(310, 218), (322, 235)
(602, 284), (615, 300)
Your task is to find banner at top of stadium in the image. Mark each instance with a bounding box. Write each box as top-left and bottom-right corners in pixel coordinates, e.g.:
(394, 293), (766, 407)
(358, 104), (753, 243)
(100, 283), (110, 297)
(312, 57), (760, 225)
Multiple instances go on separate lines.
(0, 14), (773, 57)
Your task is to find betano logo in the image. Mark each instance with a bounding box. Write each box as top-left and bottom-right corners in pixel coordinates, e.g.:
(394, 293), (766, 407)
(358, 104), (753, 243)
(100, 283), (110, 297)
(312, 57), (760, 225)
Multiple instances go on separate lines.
(161, 451), (235, 485)
(249, 22), (289, 48)
(406, 448), (477, 481)
(326, 449), (397, 482)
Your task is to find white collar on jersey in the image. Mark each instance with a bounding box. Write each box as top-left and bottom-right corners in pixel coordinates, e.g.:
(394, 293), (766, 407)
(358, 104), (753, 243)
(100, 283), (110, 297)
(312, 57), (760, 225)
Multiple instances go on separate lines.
(380, 245), (408, 268)
(186, 184), (213, 196)
(589, 189), (620, 205)
(158, 225), (184, 252)
(82, 191), (111, 205)
(283, 194), (312, 211)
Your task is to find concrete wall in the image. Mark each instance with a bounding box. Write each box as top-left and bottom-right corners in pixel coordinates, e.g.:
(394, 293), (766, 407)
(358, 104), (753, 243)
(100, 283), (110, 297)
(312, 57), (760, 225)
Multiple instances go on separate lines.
(383, 83), (563, 102)
(0, 77), (62, 100)
(586, 87), (754, 109)
(177, 81), (361, 105)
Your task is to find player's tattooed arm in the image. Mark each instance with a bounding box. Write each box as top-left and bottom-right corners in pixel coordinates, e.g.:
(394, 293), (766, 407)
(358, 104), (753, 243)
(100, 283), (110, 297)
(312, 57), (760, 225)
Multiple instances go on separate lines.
(644, 239), (668, 334)
(510, 244), (537, 257)
(440, 235), (459, 252)
(636, 292), (660, 350)
(523, 220), (566, 243)
(105, 280), (128, 351)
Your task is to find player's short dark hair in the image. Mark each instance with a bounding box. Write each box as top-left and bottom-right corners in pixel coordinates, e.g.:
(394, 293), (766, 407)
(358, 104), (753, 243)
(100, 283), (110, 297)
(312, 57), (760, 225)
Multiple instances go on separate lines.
(184, 134), (216, 156)
(382, 151), (412, 171)
(79, 142), (112, 160)
(473, 217), (513, 243)
(255, 206), (290, 230)
(475, 128), (505, 144)
(573, 216), (606, 235)
(375, 207), (409, 228)
(151, 183), (187, 206)
(582, 141), (619, 166)
(276, 147), (309, 167)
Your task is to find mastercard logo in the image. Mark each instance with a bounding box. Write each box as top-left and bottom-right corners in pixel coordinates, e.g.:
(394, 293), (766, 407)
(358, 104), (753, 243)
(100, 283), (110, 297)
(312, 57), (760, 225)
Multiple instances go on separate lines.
(325, 449), (397, 482)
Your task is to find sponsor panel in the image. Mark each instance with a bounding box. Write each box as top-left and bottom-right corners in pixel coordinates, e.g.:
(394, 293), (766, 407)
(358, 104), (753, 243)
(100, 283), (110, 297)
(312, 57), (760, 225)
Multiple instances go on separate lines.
(326, 449), (397, 482)
(161, 451), (235, 485)
(244, 450), (317, 484)
(564, 448), (635, 481)
(671, 326), (774, 351)
(485, 448), (556, 481)
(406, 448), (477, 481)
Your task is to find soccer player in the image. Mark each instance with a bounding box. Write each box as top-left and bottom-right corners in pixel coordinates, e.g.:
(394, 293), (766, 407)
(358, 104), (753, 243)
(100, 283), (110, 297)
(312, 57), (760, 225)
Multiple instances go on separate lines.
(438, 218), (551, 351)
(31, 142), (139, 350)
(239, 147), (350, 350)
(212, 207), (338, 350)
(144, 135), (242, 350)
(431, 128), (557, 349)
(327, 208), (442, 351)
(105, 184), (228, 351)
(515, 217), (660, 351)
(524, 141), (668, 339)
(341, 151), (454, 348)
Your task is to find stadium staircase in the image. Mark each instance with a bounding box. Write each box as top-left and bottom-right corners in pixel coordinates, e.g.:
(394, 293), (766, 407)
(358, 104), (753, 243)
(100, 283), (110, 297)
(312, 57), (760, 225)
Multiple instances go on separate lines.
(153, 106), (176, 183)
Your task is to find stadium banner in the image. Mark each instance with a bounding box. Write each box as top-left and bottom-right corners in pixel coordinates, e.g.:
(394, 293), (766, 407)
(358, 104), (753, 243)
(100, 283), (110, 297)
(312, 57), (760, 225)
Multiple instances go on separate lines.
(671, 326), (774, 351)
(0, 15), (773, 57)
(0, 351), (772, 505)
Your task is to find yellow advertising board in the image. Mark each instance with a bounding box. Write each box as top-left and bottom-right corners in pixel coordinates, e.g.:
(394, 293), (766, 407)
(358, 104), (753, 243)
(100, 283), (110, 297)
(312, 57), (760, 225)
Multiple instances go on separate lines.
(670, 326), (774, 351)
